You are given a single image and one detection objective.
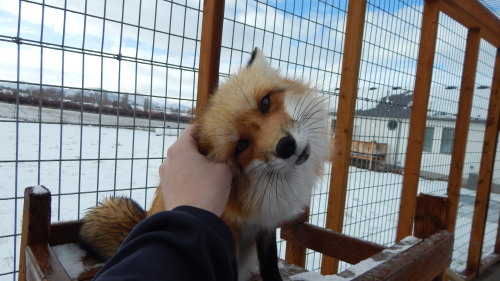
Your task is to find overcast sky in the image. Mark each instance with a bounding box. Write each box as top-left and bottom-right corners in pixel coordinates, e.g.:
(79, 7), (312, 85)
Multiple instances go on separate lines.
(0, 0), (496, 117)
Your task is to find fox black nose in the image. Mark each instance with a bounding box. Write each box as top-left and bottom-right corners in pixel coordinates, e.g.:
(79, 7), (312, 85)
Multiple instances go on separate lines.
(276, 135), (296, 159)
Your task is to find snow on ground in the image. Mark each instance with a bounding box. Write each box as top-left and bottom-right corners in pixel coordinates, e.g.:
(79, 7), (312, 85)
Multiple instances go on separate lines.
(0, 103), (499, 279)
(0, 102), (186, 131)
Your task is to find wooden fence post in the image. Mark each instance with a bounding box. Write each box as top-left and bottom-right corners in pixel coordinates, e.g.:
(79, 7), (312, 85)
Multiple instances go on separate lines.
(414, 193), (449, 239)
(196, 0), (225, 115)
(446, 28), (481, 233)
(466, 48), (500, 277)
(283, 211), (309, 267)
(396, 0), (440, 242)
(321, 0), (367, 275)
(19, 186), (52, 281)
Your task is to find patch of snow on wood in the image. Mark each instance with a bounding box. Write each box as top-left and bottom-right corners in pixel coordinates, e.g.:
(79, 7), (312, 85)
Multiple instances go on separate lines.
(290, 271), (350, 281)
(32, 185), (48, 194)
(291, 236), (421, 280)
(52, 243), (89, 280)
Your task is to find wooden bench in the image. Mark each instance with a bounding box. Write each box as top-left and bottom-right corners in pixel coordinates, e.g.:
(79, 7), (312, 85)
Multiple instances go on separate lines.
(19, 186), (453, 281)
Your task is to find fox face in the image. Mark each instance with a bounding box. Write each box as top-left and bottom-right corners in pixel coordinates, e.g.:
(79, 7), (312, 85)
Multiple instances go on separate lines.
(196, 48), (330, 230)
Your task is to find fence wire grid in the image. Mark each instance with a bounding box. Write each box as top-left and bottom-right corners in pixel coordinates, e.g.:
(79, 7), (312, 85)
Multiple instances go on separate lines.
(0, 0), (499, 279)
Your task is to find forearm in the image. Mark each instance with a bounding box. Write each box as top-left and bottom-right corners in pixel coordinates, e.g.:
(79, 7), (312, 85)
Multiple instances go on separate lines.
(93, 206), (237, 281)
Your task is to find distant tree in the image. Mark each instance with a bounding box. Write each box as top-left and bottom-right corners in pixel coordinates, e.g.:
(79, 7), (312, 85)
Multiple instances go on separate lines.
(87, 90), (101, 104)
(42, 87), (62, 100)
(28, 87), (41, 98)
(102, 92), (111, 106)
(143, 97), (150, 112)
(72, 91), (84, 103)
(120, 94), (129, 109)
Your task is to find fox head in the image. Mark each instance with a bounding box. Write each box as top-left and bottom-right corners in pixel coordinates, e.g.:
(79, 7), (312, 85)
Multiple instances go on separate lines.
(195, 48), (329, 228)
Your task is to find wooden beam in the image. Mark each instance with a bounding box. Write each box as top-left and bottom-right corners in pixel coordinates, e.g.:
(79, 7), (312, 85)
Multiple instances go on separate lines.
(439, 0), (500, 48)
(446, 28), (481, 233)
(466, 48), (500, 276)
(50, 220), (83, 245)
(414, 193), (449, 239)
(196, 0), (225, 115)
(284, 240), (307, 268)
(396, 0), (440, 242)
(25, 244), (71, 281)
(350, 230), (454, 281)
(322, 0), (367, 274)
(478, 253), (500, 278)
(19, 186), (52, 281)
(283, 212), (309, 267)
(281, 223), (386, 265)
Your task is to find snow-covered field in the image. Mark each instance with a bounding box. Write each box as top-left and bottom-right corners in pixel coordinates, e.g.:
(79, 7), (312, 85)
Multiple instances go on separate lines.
(0, 103), (499, 279)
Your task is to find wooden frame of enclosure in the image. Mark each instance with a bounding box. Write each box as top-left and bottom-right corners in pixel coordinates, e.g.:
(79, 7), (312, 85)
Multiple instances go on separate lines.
(196, 0), (500, 279)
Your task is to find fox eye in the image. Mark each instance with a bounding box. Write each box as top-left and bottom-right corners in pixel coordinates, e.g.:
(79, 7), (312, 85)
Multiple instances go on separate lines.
(235, 139), (250, 154)
(260, 95), (271, 114)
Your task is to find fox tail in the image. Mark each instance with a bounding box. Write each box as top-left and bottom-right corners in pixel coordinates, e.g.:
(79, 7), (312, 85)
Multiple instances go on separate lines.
(79, 197), (146, 260)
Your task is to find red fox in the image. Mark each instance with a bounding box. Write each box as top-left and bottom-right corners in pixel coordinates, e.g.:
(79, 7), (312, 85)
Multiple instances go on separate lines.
(79, 48), (330, 281)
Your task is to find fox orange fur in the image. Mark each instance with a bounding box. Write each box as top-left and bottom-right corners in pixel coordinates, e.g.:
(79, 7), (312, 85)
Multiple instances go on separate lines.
(79, 48), (330, 281)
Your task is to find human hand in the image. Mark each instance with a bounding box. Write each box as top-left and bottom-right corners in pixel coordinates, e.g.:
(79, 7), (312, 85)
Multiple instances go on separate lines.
(159, 125), (232, 217)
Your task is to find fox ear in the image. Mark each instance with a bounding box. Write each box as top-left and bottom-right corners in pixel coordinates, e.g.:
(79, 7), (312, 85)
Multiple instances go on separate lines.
(247, 47), (269, 69)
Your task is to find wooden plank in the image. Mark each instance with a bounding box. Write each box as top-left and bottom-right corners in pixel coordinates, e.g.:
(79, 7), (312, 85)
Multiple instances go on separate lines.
(248, 259), (307, 281)
(284, 241), (307, 268)
(50, 220), (83, 245)
(396, 0), (440, 242)
(283, 211), (309, 267)
(195, 0), (225, 115)
(25, 244), (71, 281)
(446, 28), (481, 233)
(466, 48), (500, 276)
(350, 230), (454, 281)
(478, 253), (500, 278)
(414, 193), (449, 239)
(322, 0), (367, 274)
(19, 186), (52, 281)
(281, 223), (386, 265)
(439, 0), (500, 48)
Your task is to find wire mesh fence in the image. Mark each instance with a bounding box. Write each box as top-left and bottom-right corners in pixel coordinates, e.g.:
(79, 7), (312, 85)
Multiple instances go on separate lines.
(0, 0), (201, 279)
(0, 0), (499, 279)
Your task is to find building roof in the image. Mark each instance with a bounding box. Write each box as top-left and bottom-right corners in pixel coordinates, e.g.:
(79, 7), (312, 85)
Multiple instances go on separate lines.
(335, 86), (489, 123)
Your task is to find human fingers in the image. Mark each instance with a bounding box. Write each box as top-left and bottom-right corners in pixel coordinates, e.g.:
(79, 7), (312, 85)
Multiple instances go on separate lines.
(176, 124), (198, 149)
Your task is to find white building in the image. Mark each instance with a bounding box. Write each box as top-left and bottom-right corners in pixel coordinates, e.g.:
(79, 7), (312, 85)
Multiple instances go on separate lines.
(330, 86), (498, 190)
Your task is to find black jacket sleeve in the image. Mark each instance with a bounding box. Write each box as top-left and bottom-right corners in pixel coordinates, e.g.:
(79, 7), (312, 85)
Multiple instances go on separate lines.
(93, 206), (237, 281)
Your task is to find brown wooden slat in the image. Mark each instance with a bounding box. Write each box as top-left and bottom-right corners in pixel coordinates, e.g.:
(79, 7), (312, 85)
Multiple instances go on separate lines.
(19, 186), (52, 281)
(195, 0), (225, 115)
(322, 0), (367, 274)
(283, 211), (309, 267)
(466, 48), (500, 276)
(414, 193), (449, 239)
(50, 220), (83, 245)
(396, 0), (440, 242)
(439, 0), (500, 48)
(478, 253), (500, 279)
(281, 223), (386, 265)
(248, 259), (307, 281)
(446, 28), (482, 233)
(350, 230), (454, 281)
(25, 244), (71, 281)
(284, 242), (307, 268)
